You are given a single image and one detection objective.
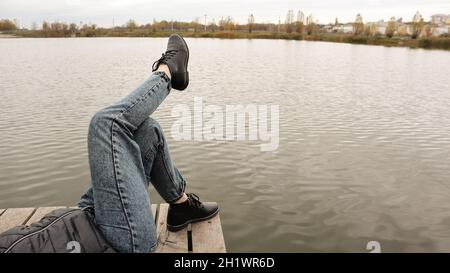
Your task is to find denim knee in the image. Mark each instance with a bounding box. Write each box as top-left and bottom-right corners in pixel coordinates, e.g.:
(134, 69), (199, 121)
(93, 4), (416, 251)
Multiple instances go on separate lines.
(143, 117), (166, 151)
(88, 110), (112, 140)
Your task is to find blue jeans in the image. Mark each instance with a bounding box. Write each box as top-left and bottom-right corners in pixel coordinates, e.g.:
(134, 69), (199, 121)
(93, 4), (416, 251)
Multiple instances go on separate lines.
(78, 71), (186, 253)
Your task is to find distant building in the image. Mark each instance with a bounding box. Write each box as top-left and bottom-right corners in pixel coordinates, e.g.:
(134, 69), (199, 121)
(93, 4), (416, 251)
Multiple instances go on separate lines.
(321, 24), (333, 33)
(431, 14), (449, 25)
(330, 23), (353, 33)
(430, 14), (450, 36)
(433, 26), (449, 36)
(289, 12), (449, 37)
(375, 20), (387, 35)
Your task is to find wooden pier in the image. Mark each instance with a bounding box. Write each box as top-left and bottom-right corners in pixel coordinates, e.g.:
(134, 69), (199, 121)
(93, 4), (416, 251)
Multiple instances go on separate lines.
(0, 203), (226, 253)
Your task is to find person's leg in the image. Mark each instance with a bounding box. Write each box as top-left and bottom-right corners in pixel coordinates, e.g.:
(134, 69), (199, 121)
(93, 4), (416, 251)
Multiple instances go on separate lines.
(79, 35), (217, 252)
(78, 116), (186, 208)
(135, 119), (220, 233)
(135, 117), (187, 201)
(86, 70), (171, 253)
(82, 34), (191, 253)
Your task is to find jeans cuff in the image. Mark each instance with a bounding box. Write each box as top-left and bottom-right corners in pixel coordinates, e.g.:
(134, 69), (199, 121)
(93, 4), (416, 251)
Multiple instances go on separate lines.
(168, 178), (187, 204)
(153, 71), (171, 88)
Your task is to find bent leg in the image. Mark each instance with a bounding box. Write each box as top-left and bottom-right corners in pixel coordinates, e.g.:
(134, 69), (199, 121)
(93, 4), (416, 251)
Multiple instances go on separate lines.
(135, 117), (186, 203)
(79, 117), (187, 209)
(86, 72), (171, 253)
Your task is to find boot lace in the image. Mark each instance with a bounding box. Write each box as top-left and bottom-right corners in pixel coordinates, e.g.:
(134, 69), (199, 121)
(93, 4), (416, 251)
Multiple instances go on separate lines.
(187, 193), (203, 208)
(152, 50), (178, 71)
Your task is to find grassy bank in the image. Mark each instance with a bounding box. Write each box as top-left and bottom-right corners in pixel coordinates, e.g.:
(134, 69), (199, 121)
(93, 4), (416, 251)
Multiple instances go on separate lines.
(8, 29), (450, 51)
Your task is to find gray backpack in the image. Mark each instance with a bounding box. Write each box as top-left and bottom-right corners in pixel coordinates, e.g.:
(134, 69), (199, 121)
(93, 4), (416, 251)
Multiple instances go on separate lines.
(0, 207), (115, 253)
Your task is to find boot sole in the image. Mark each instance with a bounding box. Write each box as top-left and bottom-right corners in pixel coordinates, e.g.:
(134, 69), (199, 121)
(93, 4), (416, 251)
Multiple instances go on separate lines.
(177, 34), (189, 91)
(167, 207), (219, 232)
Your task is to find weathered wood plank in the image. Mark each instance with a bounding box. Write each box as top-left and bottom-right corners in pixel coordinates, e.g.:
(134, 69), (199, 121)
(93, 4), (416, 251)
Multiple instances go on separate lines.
(191, 205), (226, 253)
(151, 204), (157, 222)
(0, 208), (36, 233)
(25, 207), (65, 225)
(155, 203), (188, 253)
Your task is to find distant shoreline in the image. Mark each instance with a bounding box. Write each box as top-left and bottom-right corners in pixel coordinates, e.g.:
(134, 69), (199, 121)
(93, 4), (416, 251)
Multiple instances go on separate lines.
(3, 30), (450, 51)
(0, 32), (19, 38)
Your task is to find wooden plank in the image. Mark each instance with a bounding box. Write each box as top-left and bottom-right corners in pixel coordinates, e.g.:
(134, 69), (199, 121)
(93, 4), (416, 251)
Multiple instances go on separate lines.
(0, 204), (226, 253)
(154, 203), (188, 253)
(0, 208), (36, 233)
(25, 207), (65, 225)
(191, 204), (226, 253)
(151, 204), (157, 222)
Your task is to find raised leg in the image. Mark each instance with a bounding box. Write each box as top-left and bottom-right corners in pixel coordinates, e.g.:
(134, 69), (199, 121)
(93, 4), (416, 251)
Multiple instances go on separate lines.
(86, 72), (170, 253)
(79, 34), (218, 250)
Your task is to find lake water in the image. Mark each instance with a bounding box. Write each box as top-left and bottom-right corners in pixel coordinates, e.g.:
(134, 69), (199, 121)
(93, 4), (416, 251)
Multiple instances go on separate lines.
(1, 38), (450, 252)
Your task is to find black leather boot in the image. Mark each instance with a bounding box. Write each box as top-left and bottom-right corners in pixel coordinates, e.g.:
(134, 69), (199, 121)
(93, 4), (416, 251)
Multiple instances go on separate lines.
(152, 34), (189, 91)
(167, 193), (219, 232)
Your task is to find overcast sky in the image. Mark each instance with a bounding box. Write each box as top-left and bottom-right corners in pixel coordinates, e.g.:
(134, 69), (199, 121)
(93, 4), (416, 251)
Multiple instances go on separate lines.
(1, 0), (449, 28)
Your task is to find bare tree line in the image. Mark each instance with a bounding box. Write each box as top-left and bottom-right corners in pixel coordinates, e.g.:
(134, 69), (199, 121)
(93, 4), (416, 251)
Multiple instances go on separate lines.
(1, 10), (447, 40)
